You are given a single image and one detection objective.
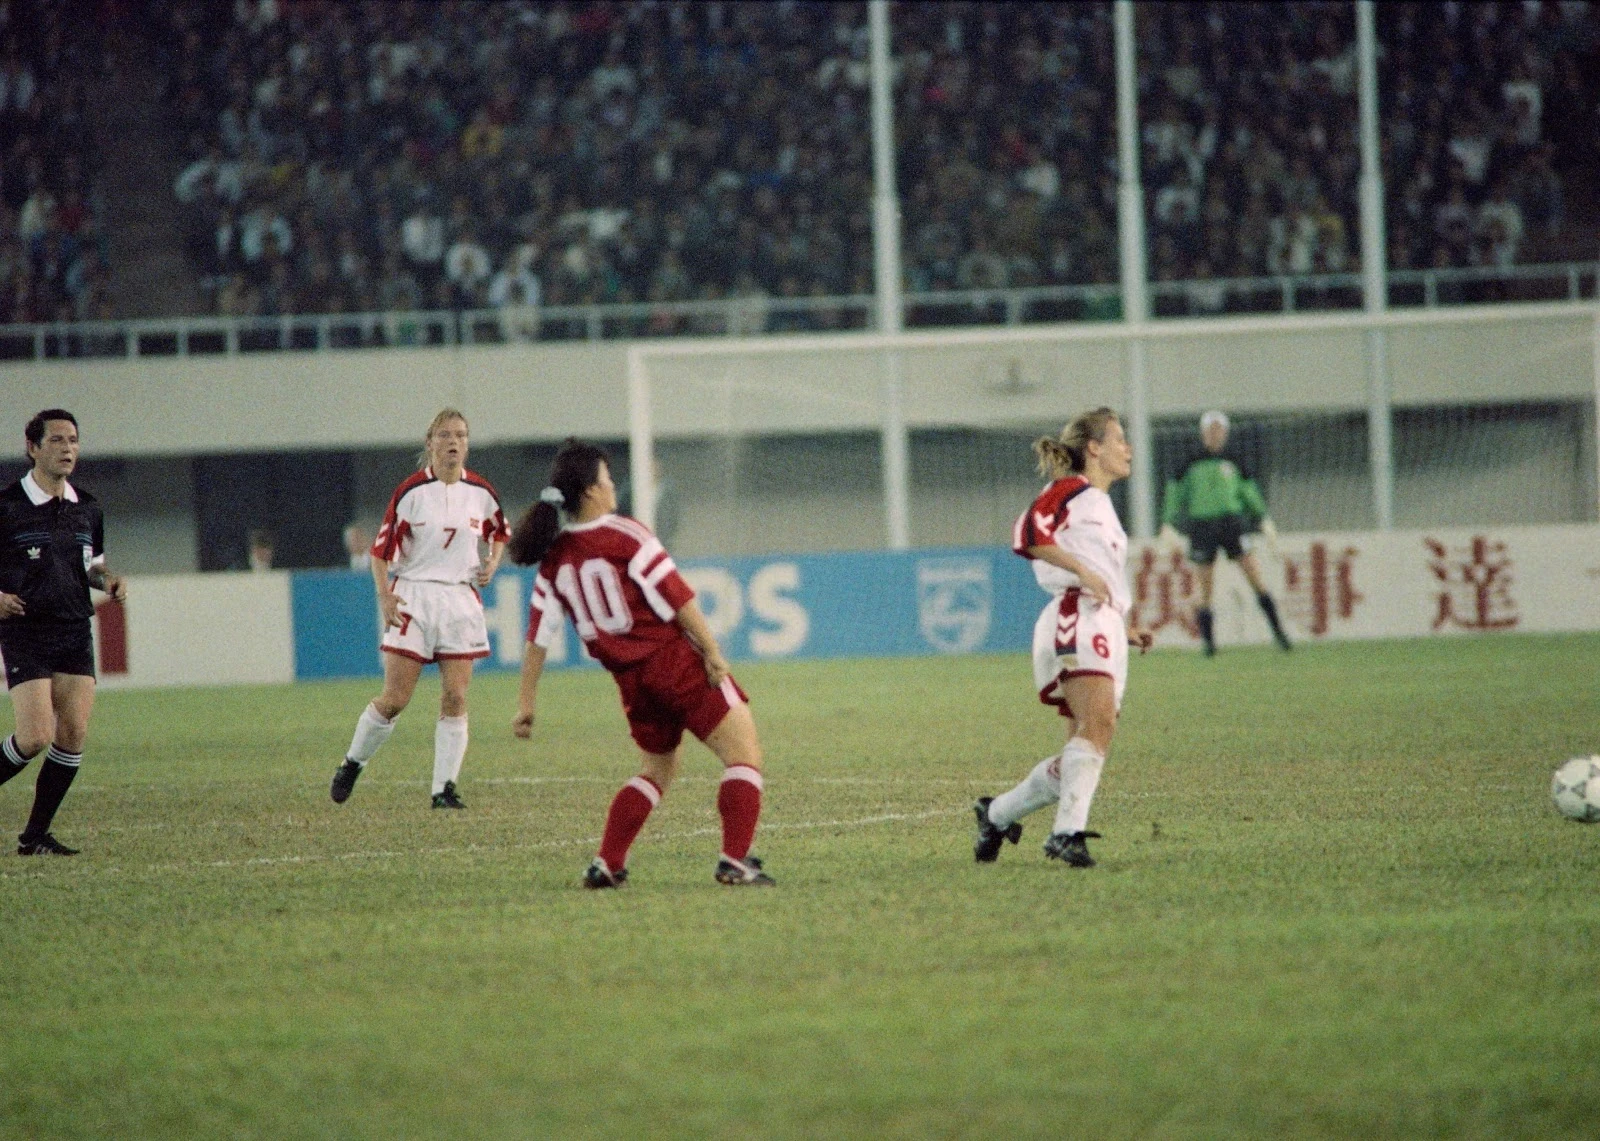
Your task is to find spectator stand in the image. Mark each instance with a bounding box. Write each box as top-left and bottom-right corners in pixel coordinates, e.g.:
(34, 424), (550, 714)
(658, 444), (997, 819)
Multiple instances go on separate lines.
(0, 0), (111, 328)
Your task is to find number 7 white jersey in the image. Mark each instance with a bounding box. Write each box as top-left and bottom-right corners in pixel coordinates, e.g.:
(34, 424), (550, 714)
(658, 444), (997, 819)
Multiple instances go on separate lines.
(526, 513), (695, 671)
(373, 467), (509, 584)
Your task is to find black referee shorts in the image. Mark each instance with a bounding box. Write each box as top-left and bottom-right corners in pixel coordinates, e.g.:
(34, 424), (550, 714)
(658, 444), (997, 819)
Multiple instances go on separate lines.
(0, 620), (96, 689)
(1186, 516), (1248, 566)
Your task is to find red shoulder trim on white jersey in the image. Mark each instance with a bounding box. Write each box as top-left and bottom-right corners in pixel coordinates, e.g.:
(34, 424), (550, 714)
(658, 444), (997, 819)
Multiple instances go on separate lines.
(460, 470), (509, 541)
(395, 468), (437, 495)
(373, 469), (438, 559)
(461, 469), (501, 501)
(387, 469), (439, 515)
(1013, 475), (1092, 556)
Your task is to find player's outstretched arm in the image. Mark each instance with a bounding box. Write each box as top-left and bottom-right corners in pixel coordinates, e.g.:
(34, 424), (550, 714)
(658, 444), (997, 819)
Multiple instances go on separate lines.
(477, 539), (505, 587)
(371, 555), (403, 629)
(1027, 543), (1111, 606)
(1240, 477), (1270, 529)
(1159, 475), (1185, 533)
(88, 563), (127, 601)
(513, 641), (547, 738)
(1257, 517), (1283, 560)
(673, 598), (731, 688)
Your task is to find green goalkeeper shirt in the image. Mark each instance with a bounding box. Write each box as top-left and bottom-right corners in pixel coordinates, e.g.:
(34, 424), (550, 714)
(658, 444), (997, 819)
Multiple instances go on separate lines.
(1161, 451), (1269, 534)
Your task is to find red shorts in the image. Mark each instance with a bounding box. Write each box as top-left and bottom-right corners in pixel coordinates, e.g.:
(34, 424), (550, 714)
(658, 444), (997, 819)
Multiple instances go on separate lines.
(612, 635), (749, 755)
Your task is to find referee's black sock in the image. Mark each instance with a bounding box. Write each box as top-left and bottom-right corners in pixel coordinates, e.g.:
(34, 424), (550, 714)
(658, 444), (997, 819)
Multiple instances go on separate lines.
(1196, 608), (1216, 656)
(0, 735), (35, 786)
(21, 746), (82, 839)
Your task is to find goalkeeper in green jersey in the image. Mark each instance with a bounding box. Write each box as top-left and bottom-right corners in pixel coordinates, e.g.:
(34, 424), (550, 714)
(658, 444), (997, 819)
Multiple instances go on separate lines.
(1159, 410), (1292, 656)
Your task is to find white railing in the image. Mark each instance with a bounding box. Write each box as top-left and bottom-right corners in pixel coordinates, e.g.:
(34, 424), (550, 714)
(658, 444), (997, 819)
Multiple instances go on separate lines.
(2, 262), (1595, 363)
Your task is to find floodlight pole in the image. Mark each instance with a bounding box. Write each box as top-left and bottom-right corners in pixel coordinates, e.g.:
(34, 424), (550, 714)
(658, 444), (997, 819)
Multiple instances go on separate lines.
(626, 344), (657, 532)
(869, 0), (911, 550)
(1357, 0), (1395, 530)
(1114, 0), (1154, 538)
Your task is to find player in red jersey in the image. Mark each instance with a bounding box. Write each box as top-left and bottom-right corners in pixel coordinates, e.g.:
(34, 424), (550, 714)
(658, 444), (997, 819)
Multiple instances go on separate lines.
(507, 439), (772, 888)
(973, 407), (1153, 869)
(330, 409), (508, 809)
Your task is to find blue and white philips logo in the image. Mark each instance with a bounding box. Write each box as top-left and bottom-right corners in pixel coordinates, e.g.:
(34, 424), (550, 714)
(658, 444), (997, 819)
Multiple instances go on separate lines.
(916, 557), (992, 654)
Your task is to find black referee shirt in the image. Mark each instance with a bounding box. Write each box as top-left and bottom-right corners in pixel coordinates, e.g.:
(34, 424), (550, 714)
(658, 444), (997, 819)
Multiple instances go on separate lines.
(0, 473), (104, 625)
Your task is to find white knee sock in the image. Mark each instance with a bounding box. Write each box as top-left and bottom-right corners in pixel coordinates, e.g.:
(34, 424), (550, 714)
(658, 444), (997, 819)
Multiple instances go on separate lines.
(1051, 737), (1106, 836)
(987, 754), (1062, 830)
(433, 715), (468, 794)
(346, 703), (396, 767)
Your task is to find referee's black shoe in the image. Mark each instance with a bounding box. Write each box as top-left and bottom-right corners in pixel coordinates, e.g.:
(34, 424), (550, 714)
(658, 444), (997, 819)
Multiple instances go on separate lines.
(1043, 830), (1101, 868)
(18, 832), (79, 856)
(973, 797), (1023, 863)
(431, 780), (466, 809)
(330, 758), (363, 804)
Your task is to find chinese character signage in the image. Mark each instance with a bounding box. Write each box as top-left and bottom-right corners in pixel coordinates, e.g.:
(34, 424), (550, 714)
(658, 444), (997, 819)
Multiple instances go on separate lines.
(1129, 524), (1596, 648)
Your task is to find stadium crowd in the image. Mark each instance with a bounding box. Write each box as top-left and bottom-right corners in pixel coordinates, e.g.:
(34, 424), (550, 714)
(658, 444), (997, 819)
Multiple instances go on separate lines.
(0, 0), (112, 328)
(1131, 1), (1593, 313)
(148, 0), (1596, 333)
(1379, 1), (1584, 274)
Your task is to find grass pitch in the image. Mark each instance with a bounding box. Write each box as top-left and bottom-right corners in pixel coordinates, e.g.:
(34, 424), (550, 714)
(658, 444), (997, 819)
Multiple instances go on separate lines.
(2, 634), (1598, 1139)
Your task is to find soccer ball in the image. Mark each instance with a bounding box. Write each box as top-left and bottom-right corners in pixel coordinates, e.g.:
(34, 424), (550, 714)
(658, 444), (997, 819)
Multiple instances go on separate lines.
(1551, 757), (1600, 823)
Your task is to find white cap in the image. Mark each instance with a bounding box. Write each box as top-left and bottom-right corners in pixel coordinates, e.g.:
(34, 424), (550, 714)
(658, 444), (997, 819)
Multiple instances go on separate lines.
(1199, 410), (1230, 433)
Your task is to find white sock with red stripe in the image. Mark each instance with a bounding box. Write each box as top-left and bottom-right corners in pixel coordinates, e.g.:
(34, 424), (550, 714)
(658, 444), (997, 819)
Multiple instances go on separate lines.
(717, 765), (763, 861)
(433, 715), (468, 795)
(986, 754), (1062, 830)
(1051, 738), (1106, 836)
(598, 775), (662, 872)
(346, 703), (395, 767)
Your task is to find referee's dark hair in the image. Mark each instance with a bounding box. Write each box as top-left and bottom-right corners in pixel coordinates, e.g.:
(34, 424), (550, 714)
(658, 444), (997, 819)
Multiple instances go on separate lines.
(25, 408), (78, 451)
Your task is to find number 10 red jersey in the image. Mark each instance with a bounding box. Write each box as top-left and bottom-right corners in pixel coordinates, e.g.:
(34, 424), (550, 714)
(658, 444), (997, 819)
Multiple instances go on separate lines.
(525, 514), (696, 671)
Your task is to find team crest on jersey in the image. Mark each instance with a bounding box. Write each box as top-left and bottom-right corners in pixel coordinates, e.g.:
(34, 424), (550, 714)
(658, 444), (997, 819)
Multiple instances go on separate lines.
(916, 557), (992, 654)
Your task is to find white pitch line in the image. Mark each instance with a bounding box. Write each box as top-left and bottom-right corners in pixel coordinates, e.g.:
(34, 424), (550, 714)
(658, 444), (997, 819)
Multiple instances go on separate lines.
(0, 807), (964, 882)
(43, 776), (1537, 838)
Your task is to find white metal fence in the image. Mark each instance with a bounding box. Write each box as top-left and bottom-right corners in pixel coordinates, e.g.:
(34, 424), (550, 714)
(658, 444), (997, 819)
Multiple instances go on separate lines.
(3, 262), (1595, 364)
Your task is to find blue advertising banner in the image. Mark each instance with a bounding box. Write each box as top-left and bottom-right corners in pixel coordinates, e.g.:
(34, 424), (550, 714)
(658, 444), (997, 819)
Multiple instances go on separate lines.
(289, 547), (1046, 680)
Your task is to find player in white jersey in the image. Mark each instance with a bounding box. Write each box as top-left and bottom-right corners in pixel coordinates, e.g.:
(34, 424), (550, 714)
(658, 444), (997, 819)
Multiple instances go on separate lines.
(973, 407), (1152, 869)
(330, 409), (508, 809)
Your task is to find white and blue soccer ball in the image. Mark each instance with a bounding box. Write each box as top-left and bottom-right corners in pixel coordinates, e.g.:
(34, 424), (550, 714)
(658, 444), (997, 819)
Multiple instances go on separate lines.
(1551, 757), (1600, 823)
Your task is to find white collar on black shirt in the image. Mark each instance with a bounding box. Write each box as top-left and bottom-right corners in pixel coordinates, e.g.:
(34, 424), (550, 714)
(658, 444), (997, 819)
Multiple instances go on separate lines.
(22, 471), (78, 505)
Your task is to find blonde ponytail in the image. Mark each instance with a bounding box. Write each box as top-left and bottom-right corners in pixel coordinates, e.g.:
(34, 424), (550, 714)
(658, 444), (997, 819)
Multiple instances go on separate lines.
(1035, 406), (1120, 476)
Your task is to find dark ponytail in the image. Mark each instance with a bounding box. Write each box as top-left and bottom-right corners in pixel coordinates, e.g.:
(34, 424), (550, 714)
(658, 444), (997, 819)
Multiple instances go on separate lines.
(507, 439), (611, 566)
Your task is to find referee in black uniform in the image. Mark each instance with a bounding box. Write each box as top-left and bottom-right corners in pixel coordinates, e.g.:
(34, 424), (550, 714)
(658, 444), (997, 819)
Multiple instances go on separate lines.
(0, 410), (125, 855)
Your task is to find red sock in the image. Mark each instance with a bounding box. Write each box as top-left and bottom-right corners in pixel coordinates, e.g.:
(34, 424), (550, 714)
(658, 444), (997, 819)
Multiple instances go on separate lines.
(597, 776), (662, 872)
(717, 765), (763, 861)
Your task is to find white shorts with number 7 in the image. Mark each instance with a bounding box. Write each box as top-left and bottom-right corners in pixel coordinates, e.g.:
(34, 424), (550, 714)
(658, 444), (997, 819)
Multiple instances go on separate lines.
(380, 579), (491, 664)
(1031, 587), (1128, 718)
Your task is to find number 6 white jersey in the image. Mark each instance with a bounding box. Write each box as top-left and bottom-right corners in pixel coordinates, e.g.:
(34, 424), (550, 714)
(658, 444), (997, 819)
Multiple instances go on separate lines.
(1012, 474), (1131, 613)
(526, 513), (695, 671)
(372, 467), (509, 584)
